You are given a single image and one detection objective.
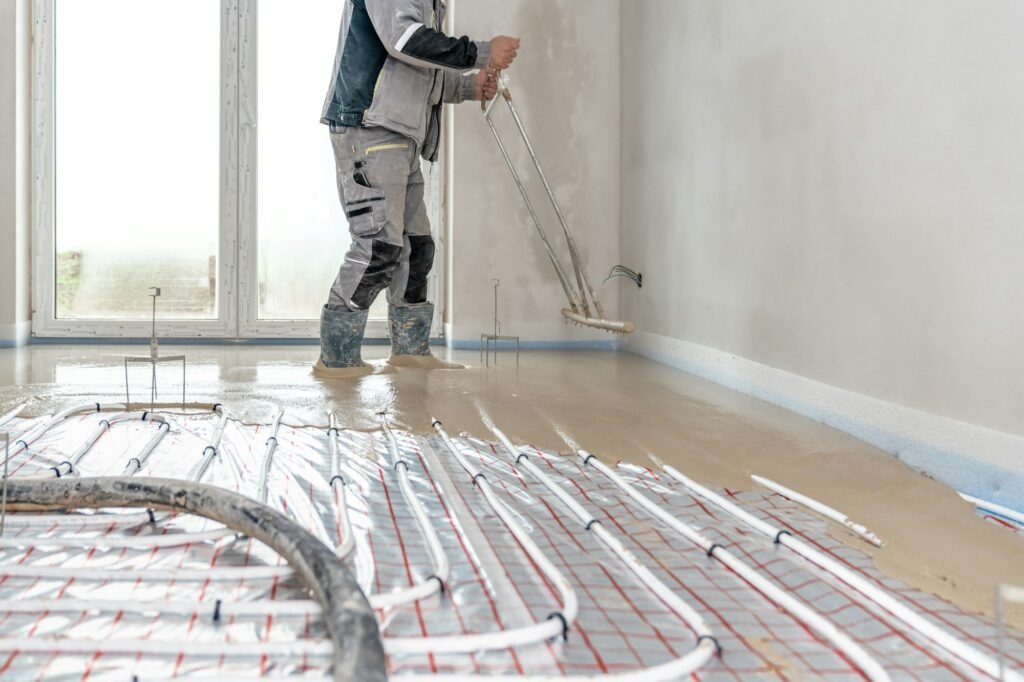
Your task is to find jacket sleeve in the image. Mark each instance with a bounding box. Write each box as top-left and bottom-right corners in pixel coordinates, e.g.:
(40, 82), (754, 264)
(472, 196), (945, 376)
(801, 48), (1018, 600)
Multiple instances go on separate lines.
(365, 0), (490, 71)
(442, 71), (478, 103)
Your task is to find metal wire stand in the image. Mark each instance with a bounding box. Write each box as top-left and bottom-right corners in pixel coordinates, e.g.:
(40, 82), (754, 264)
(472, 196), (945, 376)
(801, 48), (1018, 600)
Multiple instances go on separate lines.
(123, 288), (186, 411)
(480, 279), (519, 367)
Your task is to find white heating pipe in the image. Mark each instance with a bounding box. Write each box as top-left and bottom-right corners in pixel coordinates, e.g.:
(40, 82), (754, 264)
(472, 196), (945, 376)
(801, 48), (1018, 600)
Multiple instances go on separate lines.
(60, 412), (171, 476)
(0, 564), (292, 581)
(582, 453), (888, 681)
(327, 415), (356, 560)
(189, 407), (229, 482)
(959, 492), (1024, 528)
(0, 528), (234, 550)
(485, 428), (719, 681)
(0, 598), (320, 618)
(7, 403), (126, 463)
(664, 464), (1023, 682)
(257, 408), (285, 504)
(0, 638), (331, 658)
(397, 419), (579, 653)
(0, 510), (158, 529)
(0, 403), (25, 429)
(751, 474), (883, 547)
(375, 415), (450, 609)
(5, 416), (169, 529)
(122, 419), (172, 475)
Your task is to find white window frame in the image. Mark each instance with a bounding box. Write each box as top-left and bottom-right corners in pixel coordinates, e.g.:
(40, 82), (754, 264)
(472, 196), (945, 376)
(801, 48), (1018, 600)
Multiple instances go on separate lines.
(31, 0), (444, 340)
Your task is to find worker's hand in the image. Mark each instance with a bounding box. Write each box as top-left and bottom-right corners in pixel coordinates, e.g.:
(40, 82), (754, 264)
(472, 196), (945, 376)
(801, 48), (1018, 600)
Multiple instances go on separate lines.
(489, 36), (520, 70)
(475, 68), (499, 102)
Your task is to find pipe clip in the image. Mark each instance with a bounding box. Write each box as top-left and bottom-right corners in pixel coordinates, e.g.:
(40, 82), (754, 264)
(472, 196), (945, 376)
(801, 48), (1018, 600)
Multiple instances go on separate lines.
(330, 475), (346, 487)
(546, 612), (570, 642)
(773, 529), (793, 545)
(706, 543), (723, 558)
(428, 574), (446, 596)
(696, 634), (723, 656)
(212, 598), (223, 624)
(584, 519), (602, 532)
(471, 472), (487, 488)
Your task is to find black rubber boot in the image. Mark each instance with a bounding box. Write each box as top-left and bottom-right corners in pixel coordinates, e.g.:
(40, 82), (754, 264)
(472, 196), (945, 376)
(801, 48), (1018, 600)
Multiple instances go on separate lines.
(319, 305), (369, 368)
(389, 303), (433, 357)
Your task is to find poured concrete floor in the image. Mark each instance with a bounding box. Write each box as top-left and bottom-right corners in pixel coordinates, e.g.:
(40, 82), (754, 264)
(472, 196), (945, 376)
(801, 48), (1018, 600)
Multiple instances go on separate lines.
(1, 343), (1022, 627)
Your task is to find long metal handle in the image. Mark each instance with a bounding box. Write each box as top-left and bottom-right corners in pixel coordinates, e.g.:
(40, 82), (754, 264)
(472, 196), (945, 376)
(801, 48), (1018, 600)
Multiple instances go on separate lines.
(484, 109), (582, 313)
(502, 93), (607, 321)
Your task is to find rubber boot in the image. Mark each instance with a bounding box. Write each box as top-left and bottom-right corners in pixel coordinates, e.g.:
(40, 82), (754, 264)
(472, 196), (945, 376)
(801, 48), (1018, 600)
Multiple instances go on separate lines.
(389, 303), (433, 357)
(319, 305), (369, 368)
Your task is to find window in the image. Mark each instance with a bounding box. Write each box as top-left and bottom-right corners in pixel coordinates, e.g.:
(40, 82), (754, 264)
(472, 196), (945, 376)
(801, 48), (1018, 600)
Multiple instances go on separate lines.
(54, 0), (220, 321)
(33, 0), (443, 339)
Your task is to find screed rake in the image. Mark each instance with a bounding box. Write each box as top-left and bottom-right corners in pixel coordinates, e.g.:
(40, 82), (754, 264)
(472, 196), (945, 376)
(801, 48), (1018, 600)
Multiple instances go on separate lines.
(482, 74), (635, 334)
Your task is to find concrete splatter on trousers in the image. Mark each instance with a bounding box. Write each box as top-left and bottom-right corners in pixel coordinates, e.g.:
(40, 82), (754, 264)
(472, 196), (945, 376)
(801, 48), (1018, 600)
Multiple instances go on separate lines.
(326, 125), (435, 314)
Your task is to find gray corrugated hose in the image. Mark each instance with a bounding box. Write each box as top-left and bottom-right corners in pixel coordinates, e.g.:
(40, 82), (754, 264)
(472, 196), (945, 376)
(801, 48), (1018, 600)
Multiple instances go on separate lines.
(1, 477), (386, 682)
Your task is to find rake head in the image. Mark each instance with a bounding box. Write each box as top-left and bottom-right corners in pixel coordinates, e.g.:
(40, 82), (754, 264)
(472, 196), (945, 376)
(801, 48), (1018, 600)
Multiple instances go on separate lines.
(561, 309), (635, 335)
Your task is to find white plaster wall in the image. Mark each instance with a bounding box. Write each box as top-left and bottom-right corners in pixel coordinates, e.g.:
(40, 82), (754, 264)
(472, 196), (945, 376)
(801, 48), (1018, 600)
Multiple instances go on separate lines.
(446, 0), (621, 345)
(0, 0), (31, 346)
(620, 1), (1024, 438)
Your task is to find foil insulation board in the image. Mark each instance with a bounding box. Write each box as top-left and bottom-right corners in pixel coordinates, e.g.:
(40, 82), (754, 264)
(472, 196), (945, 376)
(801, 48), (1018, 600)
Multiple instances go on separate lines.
(0, 410), (1021, 680)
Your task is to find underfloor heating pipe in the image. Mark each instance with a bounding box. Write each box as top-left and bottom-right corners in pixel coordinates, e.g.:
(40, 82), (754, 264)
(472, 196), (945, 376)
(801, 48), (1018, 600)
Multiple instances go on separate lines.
(189, 405), (229, 482)
(959, 492), (1024, 528)
(751, 474), (883, 547)
(122, 416), (172, 475)
(375, 414), (450, 610)
(0, 406), (237, 550)
(1, 419), (583, 658)
(0, 598), (320, 618)
(5, 402), (127, 464)
(406, 419), (580, 651)
(55, 412), (171, 477)
(0, 564), (292, 581)
(257, 408), (285, 504)
(0, 510), (159, 529)
(580, 452), (888, 682)
(2, 415), (171, 529)
(0, 633), (333, 660)
(461, 426), (720, 682)
(0, 403), (26, 430)
(0, 475), (388, 681)
(663, 464), (1023, 682)
(327, 414), (356, 560)
(0, 527), (233, 551)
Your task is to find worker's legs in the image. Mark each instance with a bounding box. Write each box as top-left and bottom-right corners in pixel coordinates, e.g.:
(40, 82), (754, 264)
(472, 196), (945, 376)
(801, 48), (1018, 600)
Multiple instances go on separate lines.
(386, 165), (437, 356)
(327, 127), (416, 311)
(321, 126), (417, 368)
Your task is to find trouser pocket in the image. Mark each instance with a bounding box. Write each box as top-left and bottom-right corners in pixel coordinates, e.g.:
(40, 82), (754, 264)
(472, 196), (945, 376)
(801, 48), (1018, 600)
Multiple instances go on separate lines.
(341, 162), (387, 238)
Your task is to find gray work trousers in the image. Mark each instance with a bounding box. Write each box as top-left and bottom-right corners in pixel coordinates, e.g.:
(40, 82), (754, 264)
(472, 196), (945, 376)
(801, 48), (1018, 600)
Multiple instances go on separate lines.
(327, 125), (435, 312)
